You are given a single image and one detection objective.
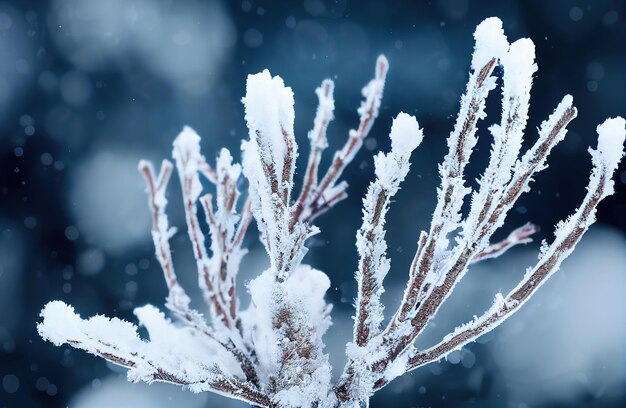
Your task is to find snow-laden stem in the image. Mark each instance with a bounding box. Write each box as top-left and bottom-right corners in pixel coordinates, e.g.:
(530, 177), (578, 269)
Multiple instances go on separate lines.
(470, 223), (537, 263)
(172, 128), (235, 331)
(291, 79), (335, 226)
(300, 55), (389, 224)
(352, 114), (423, 346)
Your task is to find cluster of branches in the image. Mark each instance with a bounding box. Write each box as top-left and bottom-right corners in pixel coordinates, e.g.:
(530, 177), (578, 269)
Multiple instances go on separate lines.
(38, 17), (624, 408)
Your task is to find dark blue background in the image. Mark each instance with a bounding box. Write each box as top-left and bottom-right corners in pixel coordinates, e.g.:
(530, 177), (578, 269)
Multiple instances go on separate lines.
(1, 0), (625, 407)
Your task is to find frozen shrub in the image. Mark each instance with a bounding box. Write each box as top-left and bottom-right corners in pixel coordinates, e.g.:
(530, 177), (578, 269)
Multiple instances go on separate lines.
(38, 17), (625, 407)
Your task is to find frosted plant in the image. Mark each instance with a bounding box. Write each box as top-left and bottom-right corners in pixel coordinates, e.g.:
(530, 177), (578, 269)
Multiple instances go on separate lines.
(38, 17), (625, 407)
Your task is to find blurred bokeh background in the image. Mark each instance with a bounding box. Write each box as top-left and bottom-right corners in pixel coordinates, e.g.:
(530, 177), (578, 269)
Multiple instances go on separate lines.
(0, 0), (625, 407)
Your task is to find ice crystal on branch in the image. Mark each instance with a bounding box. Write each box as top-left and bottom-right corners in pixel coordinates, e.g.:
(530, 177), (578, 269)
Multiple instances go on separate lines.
(38, 17), (625, 408)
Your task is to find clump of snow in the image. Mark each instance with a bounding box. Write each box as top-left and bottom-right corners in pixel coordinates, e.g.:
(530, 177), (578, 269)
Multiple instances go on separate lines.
(243, 264), (332, 403)
(245, 265), (332, 358)
(389, 112), (423, 154)
(374, 113), (422, 186)
(172, 126), (204, 201)
(471, 17), (508, 71)
(501, 38), (537, 99)
(595, 117), (626, 172)
(242, 69), (296, 182)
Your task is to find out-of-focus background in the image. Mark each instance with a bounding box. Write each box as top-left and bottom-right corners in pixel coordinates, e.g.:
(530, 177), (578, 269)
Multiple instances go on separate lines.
(0, 0), (625, 407)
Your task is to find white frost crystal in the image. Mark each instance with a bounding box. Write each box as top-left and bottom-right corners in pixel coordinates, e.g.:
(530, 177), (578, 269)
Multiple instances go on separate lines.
(38, 17), (624, 408)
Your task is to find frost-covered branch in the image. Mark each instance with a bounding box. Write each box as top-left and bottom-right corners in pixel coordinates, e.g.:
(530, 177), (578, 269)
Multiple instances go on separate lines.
(336, 114), (423, 403)
(291, 79), (335, 226)
(338, 18), (617, 404)
(345, 19), (510, 390)
(173, 128), (245, 341)
(38, 17), (624, 408)
(396, 118), (626, 382)
(138, 159), (189, 310)
(353, 114), (423, 348)
(200, 148), (251, 332)
(241, 70), (315, 282)
(38, 302), (272, 407)
(470, 222), (537, 263)
(298, 55), (389, 224)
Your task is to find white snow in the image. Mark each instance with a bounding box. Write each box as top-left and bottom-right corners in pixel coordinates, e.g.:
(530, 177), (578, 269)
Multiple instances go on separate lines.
(501, 38), (537, 99)
(242, 69), (296, 186)
(243, 264), (333, 405)
(389, 112), (423, 154)
(374, 113), (422, 186)
(471, 17), (508, 71)
(38, 301), (244, 387)
(172, 126), (204, 201)
(596, 117), (626, 171)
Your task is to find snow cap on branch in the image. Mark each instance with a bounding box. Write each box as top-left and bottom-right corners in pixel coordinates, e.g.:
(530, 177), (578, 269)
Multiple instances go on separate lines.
(244, 70), (295, 132)
(471, 17), (508, 70)
(595, 117), (626, 172)
(358, 55), (388, 120)
(242, 69), (296, 185)
(375, 112), (422, 185)
(172, 126), (204, 200)
(309, 79), (335, 149)
(390, 112), (423, 154)
(38, 301), (138, 347)
(216, 148), (242, 184)
(501, 38), (537, 98)
(173, 127), (203, 170)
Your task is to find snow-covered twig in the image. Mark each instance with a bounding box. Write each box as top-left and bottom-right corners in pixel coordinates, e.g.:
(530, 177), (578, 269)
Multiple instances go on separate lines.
(291, 79), (335, 227)
(138, 159), (189, 309)
(200, 148), (251, 332)
(298, 55), (389, 224)
(38, 302), (273, 407)
(241, 70), (314, 282)
(353, 113), (423, 347)
(470, 222), (537, 263)
(172, 128), (242, 339)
